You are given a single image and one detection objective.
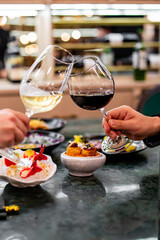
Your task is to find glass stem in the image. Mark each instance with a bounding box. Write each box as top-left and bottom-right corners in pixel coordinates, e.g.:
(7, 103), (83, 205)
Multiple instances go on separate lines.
(99, 108), (107, 118)
(25, 111), (33, 118)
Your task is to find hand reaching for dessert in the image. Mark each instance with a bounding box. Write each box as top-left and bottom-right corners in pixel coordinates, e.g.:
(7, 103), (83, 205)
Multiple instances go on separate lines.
(0, 109), (30, 148)
(102, 105), (160, 140)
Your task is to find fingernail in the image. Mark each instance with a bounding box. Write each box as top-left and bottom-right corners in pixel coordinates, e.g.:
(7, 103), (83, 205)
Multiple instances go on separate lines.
(110, 134), (114, 139)
(110, 120), (115, 127)
(104, 124), (108, 133)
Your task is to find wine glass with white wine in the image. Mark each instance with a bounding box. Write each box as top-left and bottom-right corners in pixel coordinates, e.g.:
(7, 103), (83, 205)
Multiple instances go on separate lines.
(20, 45), (73, 117)
(0, 45), (74, 161)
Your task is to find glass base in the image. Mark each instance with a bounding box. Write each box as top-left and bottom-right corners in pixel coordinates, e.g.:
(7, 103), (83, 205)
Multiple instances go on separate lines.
(102, 135), (132, 154)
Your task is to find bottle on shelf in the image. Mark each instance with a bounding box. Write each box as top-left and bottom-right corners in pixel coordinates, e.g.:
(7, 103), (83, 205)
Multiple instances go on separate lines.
(5, 36), (24, 82)
(100, 47), (114, 67)
(132, 29), (147, 81)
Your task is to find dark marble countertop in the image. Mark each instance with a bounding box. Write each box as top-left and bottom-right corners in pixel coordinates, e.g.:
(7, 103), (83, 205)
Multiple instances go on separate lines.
(0, 119), (159, 240)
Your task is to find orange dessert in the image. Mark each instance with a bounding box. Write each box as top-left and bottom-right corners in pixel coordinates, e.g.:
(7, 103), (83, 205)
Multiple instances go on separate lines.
(81, 143), (97, 157)
(66, 141), (99, 157)
(66, 142), (82, 156)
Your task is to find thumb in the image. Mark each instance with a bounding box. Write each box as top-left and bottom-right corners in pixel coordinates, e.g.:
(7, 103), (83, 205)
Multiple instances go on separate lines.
(108, 119), (129, 131)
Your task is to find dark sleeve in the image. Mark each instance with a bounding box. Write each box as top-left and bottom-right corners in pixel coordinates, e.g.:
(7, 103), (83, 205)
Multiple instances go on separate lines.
(143, 113), (160, 148)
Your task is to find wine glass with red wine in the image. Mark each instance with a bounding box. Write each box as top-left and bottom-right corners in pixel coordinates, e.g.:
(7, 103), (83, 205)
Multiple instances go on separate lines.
(68, 56), (133, 153)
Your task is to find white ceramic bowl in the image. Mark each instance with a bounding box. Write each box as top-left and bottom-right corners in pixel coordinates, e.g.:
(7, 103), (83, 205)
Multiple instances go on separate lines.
(61, 152), (106, 177)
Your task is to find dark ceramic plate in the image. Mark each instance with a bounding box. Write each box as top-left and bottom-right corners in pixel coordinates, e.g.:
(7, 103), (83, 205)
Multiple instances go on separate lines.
(13, 130), (65, 152)
(30, 118), (67, 132)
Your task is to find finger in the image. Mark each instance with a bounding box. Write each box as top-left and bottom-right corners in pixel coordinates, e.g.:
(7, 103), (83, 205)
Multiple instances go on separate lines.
(115, 130), (122, 135)
(3, 110), (30, 135)
(108, 119), (132, 131)
(14, 118), (29, 136)
(109, 130), (118, 139)
(12, 111), (30, 128)
(103, 120), (111, 133)
(104, 130), (118, 139)
(0, 131), (15, 148)
(10, 113), (29, 136)
(107, 106), (129, 120)
(102, 116), (109, 127)
(102, 118), (105, 128)
(3, 109), (29, 125)
(14, 128), (26, 145)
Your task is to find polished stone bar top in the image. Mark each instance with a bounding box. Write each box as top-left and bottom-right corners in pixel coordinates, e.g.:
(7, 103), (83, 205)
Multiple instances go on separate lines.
(0, 119), (159, 240)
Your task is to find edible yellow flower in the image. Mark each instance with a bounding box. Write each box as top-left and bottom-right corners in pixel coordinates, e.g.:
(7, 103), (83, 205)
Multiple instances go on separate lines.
(125, 143), (136, 152)
(73, 135), (85, 143)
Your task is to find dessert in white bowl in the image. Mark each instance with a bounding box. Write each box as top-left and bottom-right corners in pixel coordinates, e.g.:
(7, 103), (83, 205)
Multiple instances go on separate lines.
(61, 141), (106, 177)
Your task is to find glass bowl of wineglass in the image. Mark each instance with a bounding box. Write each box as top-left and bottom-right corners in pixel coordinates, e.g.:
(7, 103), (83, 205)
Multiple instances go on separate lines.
(68, 56), (133, 153)
(20, 45), (74, 118)
(0, 45), (74, 162)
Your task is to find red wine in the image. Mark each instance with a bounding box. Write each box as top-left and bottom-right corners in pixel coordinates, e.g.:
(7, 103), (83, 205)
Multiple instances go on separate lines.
(70, 92), (114, 110)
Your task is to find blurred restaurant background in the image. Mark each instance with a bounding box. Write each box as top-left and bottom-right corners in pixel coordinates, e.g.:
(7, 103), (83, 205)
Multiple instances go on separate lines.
(0, 0), (160, 119)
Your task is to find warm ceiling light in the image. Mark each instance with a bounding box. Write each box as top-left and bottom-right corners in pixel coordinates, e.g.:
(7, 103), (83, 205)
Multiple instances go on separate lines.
(30, 44), (39, 53)
(20, 34), (29, 45)
(72, 30), (81, 40)
(28, 32), (37, 43)
(61, 32), (70, 42)
(25, 44), (38, 55)
(84, 10), (93, 18)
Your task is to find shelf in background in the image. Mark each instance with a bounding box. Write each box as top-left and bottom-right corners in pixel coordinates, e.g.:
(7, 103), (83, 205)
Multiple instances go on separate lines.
(55, 65), (160, 73)
(53, 17), (160, 28)
(9, 25), (35, 31)
(57, 42), (160, 50)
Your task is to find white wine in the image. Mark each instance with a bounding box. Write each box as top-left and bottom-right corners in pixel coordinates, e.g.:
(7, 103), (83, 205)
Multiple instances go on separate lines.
(21, 93), (63, 114)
